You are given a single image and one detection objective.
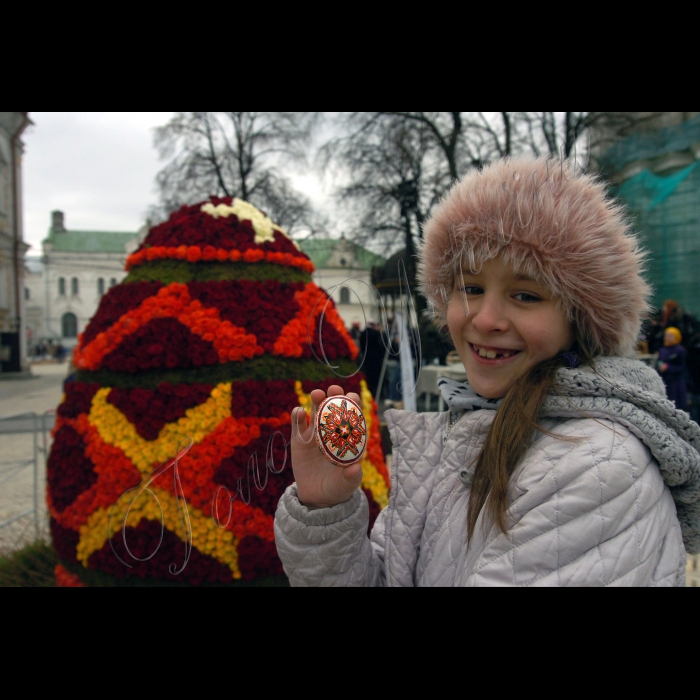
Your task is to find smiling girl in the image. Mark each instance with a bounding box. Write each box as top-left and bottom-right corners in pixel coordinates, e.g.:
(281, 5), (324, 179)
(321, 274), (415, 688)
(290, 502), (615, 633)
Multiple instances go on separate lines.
(275, 157), (700, 587)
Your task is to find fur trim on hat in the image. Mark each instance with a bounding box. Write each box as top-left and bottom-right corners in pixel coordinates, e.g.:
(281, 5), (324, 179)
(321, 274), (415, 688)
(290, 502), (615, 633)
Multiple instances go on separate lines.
(418, 157), (651, 358)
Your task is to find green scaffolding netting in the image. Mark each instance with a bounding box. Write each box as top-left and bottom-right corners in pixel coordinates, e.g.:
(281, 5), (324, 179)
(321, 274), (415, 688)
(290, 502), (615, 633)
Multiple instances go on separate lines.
(600, 115), (700, 175)
(619, 162), (700, 211)
(614, 163), (700, 317)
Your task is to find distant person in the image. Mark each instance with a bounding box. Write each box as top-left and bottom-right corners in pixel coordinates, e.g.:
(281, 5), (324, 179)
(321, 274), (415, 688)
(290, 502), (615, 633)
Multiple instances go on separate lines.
(664, 301), (698, 342)
(63, 360), (77, 391)
(349, 322), (362, 348)
(386, 329), (403, 409)
(359, 322), (385, 399)
(658, 328), (688, 412)
(687, 329), (700, 423)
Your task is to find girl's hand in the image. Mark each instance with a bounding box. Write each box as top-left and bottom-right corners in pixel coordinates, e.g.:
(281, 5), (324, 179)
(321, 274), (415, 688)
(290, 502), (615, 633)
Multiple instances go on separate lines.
(659, 363), (669, 373)
(291, 385), (364, 509)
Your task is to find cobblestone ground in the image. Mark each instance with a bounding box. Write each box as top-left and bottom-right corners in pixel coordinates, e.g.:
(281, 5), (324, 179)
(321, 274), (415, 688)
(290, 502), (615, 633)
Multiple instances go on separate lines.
(0, 363), (66, 552)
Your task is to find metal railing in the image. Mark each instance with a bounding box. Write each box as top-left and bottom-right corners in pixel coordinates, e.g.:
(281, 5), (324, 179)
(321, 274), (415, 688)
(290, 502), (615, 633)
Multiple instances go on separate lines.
(0, 411), (55, 539)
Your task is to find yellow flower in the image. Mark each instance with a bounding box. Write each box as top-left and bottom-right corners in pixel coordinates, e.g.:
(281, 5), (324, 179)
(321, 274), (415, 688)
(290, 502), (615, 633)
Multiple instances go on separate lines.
(88, 384), (232, 477)
(77, 486), (241, 579)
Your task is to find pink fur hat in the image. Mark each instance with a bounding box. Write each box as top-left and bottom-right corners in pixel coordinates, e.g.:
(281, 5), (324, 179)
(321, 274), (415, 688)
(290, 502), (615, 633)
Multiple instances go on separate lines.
(418, 157), (651, 358)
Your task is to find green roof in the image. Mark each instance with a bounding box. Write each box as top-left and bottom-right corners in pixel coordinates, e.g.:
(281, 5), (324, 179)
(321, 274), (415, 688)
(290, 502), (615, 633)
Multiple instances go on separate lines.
(299, 239), (386, 271)
(44, 228), (138, 254)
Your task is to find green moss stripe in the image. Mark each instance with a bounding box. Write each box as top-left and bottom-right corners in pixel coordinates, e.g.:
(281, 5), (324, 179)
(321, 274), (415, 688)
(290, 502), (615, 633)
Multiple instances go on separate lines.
(59, 559), (289, 588)
(125, 260), (311, 285)
(76, 357), (360, 390)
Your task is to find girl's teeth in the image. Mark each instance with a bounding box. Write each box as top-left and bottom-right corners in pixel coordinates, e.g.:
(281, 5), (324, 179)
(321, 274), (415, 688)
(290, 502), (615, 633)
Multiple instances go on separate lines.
(476, 347), (515, 360)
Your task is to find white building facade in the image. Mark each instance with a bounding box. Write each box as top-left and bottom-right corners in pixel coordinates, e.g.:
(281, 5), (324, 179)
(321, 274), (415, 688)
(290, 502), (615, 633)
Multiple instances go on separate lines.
(24, 211), (142, 349)
(23, 230), (384, 353)
(0, 112), (31, 374)
(300, 238), (386, 330)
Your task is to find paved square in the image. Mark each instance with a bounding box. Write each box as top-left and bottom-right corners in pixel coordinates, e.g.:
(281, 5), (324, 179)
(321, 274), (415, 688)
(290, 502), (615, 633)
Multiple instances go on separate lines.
(0, 364), (66, 551)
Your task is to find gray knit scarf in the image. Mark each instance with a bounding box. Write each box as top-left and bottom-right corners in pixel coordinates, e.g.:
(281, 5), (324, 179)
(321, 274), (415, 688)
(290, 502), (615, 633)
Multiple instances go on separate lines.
(438, 377), (504, 414)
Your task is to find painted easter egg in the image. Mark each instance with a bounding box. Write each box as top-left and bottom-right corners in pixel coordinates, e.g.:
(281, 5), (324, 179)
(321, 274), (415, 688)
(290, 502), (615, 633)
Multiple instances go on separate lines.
(315, 396), (368, 468)
(48, 197), (390, 587)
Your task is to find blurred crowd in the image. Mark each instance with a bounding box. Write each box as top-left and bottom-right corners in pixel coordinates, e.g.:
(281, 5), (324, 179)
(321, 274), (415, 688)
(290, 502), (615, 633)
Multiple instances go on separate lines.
(349, 319), (452, 406)
(30, 341), (69, 364)
(641, 300), (700, 420)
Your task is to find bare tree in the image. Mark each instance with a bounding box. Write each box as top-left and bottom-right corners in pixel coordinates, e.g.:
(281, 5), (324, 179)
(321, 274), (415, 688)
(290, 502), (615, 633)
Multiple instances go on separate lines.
(151, 112), (321, 233)
(363, 112), (521, 179)
(321, 111), (669, 259)
(519, 112), (669, 163)
(321, 112), (530, 257)
(321, 116), (448, 268)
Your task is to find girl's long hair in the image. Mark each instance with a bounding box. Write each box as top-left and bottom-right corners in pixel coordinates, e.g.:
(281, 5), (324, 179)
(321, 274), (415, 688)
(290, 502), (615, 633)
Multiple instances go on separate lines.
(466, 328), (596, 543)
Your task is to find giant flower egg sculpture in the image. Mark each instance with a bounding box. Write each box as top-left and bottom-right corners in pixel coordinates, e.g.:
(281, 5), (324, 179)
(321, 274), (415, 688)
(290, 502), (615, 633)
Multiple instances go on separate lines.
(48, 198), (390, 586)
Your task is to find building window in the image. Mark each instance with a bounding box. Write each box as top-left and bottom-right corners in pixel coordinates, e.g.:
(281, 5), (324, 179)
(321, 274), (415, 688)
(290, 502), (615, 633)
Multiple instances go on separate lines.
(0, 159), (6, 215)
(340, 287), (351, 305)
(0, 267), (7, 310)
(110, 278), (117, 289)
(98, 278), (105, 296)
(25, 288), (30, 301)
(71, 278), (79, 296)
(62, 312), (78, 339)
(58, 278), (66, 296)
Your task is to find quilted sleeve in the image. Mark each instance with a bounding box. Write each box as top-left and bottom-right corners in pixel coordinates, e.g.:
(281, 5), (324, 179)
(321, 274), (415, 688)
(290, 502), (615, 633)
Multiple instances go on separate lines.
(274, 485), (386, 587)
(465, 420), (687, 588)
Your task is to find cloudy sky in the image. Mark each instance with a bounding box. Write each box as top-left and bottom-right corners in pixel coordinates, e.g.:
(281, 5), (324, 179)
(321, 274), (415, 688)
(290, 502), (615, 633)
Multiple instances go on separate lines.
(21, 112), (330, 254)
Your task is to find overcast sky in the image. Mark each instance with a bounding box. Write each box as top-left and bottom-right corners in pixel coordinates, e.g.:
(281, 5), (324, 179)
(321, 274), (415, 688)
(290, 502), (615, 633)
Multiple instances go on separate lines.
(20, 112), (331, 254)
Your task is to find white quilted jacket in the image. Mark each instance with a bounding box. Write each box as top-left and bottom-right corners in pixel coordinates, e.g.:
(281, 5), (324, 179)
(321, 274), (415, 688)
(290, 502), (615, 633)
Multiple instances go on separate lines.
(275, 359), (700, 587)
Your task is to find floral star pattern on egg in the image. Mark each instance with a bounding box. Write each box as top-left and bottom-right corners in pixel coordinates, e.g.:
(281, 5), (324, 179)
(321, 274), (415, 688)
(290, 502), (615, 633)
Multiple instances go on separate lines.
(317, 398), (368, 466)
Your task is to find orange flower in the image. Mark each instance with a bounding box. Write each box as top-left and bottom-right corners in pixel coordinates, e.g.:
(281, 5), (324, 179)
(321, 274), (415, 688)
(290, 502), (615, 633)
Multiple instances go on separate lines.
(126, 246), (315, 274)
(273, 283), (358, 360)
(243, 249), (265, 264)
(187, 247), (203, 263)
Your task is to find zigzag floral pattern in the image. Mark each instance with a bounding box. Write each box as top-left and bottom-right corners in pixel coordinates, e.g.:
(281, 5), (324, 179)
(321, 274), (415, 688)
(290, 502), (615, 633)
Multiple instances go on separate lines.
(73, 281), (358, 373)
(73, 284), (263, 372)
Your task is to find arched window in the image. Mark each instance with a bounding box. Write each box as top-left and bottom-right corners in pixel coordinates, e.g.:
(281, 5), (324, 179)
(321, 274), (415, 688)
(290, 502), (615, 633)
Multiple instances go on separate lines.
(62, 312), (78, 339)
(110, 278), (117, 288)
(24, 288), (30, 301)
(58, 278), (66, 296)
(97, 278), (105, 296)
(340, 287), (351, 305)
(71, 278), (79, 296)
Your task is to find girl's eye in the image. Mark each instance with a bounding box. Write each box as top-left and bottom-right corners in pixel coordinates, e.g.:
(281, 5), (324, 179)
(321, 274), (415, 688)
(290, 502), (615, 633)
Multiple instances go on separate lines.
(460, 286), (483, 296)
(514, 293), (542, 303)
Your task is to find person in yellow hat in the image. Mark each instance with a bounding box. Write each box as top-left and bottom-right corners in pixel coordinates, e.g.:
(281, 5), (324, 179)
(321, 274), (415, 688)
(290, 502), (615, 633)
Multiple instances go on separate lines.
(658, 327), (689, 411)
